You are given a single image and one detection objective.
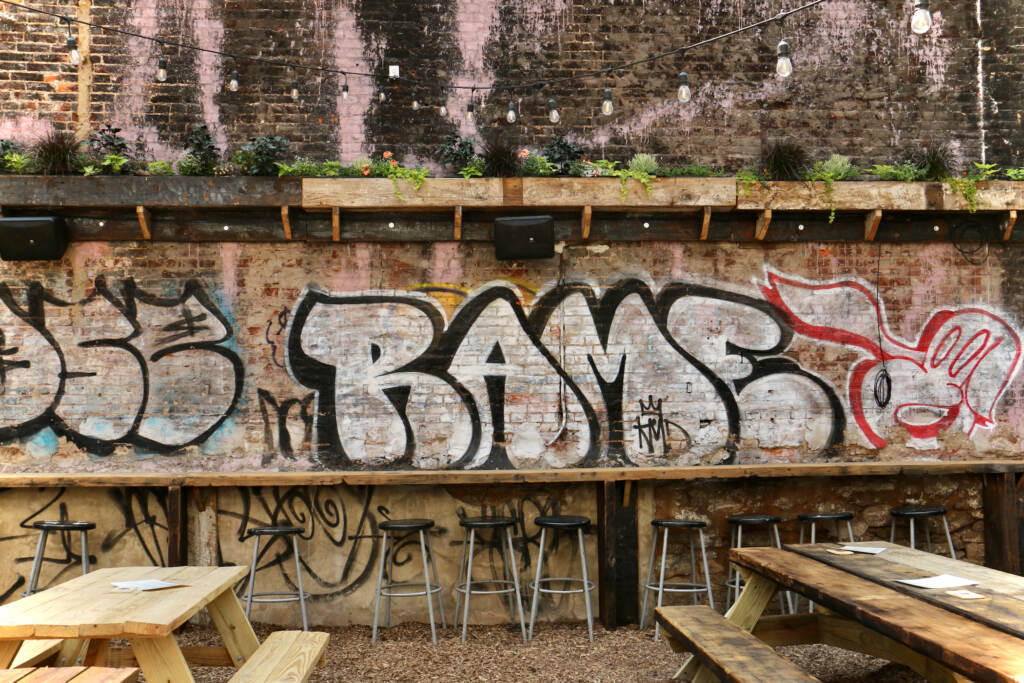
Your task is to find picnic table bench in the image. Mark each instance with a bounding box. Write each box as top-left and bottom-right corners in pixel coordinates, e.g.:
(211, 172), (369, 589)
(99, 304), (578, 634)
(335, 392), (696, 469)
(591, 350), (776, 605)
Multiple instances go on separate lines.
(0, 668), (139, 682)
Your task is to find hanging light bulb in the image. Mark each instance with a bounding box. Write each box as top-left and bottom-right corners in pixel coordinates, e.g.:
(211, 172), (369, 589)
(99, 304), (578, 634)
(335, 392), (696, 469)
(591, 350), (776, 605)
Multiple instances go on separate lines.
(677, 71), (691, 103)
(466, 100), (475, 122)
(412, 99), (420, 111)
(290, 78), (299, 101)
(506, 100), (517, 124)
(156, 56), (168, 82)
(379, 91), (386, 102)
(228, 69), (239, 92)
(341, 82), (349, 100)
(911, 0), (932, 34)
(547, 98), (560, 124)
(440, 101), (448, 116)
(66, 35), (80, 66)
(601, 87), (614, 116)
(776, 40), (793, 78)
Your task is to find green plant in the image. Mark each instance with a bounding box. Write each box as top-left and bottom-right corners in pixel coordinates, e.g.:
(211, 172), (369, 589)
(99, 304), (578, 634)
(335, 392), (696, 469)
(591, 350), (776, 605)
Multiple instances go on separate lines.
(906, 143), (955, 180)
(88, 123), (130, 158)
(3, 151), (37, 174)
(276, 158), (345, 177)
(33, 130), (80, 175)
(870, 162), (927, 182)
(657, 164), (722, 177)
(762, 142), (808, 180)
(736, 167), (767, 195)
(81, 163), (101, 177)
(520, 152), (557, 177)
(628, 153), (659, 175)
(458, 155), (484, 179)
(0, 139), (19, 156)
(1006, 168), (1024, 181)
(180, 125), (221, 176)
(100, 153), (130, 174)
(146, 160), (175, 176)
(576, 159), (653, 202)
(374, 151), (430, 200)
(232, 135), (289, 176)
(541, 134), (584, 175)
(806, 154), (860, 223)
(482, 140), (520, 177)
(437, 134), (476, 172)
(947, 162), (1000, 213)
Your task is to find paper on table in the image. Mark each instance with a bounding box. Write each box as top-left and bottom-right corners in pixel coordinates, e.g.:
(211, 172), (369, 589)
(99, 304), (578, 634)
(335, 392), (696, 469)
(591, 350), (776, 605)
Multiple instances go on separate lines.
(894, 574), (979, 589)
(110, 579), (182, 591)
(839, 546), (887, 554)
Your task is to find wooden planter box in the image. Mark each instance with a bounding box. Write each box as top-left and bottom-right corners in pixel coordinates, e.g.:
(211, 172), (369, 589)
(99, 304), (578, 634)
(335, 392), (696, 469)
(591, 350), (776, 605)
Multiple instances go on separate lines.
(0, 175), (301, 207)
(737, 181), (1024, 212)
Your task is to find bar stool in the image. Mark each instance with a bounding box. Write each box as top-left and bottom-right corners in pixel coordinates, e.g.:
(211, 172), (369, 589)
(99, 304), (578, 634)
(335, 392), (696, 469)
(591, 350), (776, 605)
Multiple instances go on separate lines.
(890, 505), (956, 558)
(372, 518), (447, 645)
(24, 520), (94, 596)
(528, 515), (595, 643)
(640, 519), (714, 640)
(798, 512), (855, 612)
(454, 516), (526, 643)
(726, 513), (792, 614)
(239, 525), (310, 631)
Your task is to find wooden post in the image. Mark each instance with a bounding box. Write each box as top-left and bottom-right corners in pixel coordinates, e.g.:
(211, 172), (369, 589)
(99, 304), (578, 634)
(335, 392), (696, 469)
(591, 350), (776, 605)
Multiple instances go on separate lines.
(1002, 210), (1017, 242)
(135, 206), (151, 240)
(581, 205), (592, 240)
(982, 472), (1020, 574)
(331, 207), (340, 242)
(755, 209), (772, 240)
(280, 206), (292, 240)
(864, 209), (882, 241)
(700, 207), (711, 240)
(453, 205), (462, 241)
(614, 480), (639, 624)
(596, 480), (617, 628)
(167, 485), (188, 567)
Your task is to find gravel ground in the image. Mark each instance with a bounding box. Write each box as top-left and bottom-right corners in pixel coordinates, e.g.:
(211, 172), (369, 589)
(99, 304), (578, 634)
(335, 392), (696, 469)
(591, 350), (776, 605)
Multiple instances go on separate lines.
(170, 621), (928, 682)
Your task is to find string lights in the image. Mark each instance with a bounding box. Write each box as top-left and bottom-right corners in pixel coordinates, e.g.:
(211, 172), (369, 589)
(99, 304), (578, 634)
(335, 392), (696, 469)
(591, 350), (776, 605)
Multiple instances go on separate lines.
(3, 0), (933, 122)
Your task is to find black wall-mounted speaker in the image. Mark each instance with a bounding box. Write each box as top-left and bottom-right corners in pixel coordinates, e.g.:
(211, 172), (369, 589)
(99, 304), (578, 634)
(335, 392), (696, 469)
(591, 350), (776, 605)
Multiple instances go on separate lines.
(0, 217), (68, 261)
(494, 215), (555, 260)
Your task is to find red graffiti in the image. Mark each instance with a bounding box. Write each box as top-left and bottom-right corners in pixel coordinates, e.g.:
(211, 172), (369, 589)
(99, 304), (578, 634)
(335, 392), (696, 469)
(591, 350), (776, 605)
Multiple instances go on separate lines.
(762, 271), (1021, 448)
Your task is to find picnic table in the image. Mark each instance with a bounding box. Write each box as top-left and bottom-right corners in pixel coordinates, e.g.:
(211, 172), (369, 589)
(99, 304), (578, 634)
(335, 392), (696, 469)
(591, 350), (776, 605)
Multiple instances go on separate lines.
(659, 541), (1024, 683)
(0, 667), (139, 682)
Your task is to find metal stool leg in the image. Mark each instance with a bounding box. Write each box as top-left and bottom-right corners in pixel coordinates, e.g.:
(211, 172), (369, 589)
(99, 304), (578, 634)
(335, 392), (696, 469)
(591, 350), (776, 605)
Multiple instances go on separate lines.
(291, 534), (308, 631)
(385, 536), (395, 629)
(505, 526), (527, 642)
(890, 518), (896, 543)
(909, 518), (916, 549)
(654, 527), (669, 641)
(698, 528), (714, 610)
(419, 530), (438, 645)
(846, 520), (855, 542)
(528, 527), (547, 641)
(80, 530), (90, 575)
(426, 531), (446, 628)
(942, 515), (956, 558)
(25, 529), (49, 596)
(371, 529), (389, 644)
(454, 528), (468, 628)
(639, 526), (658, 630)
(924, 519), (933, 552)
(688, 529), (698, 606)
(244, 534), (261, 620)
(578, 527), (594, 643)
(460, 528), (475, 643)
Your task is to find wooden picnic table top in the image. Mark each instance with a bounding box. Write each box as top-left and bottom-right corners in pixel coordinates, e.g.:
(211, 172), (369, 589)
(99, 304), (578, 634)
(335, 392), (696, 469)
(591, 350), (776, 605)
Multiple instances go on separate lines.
(0, 667), (139, 682)
(0, 566), (248, 639)
(731, 545), (1024, 682)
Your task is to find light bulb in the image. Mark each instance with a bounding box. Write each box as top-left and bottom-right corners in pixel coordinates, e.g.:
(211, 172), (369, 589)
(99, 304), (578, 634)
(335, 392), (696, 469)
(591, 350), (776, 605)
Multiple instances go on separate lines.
(156, 56), (168, 82)
(290, 78), (299, 101)
(412, 99), (420, 110)
(228, 69), (239, 92)
(677, 71), (691, 103)
(379, 92), (386, 102)
(911, 0), (932, 34)
(776, 40), (793, 78)
(547, 98), (560, 124)
(601, 87), (614, 116)
(506, 101), (517, 123)
(66, 36), (80, 66)
(440, 103), (448, 116)
(341, 83), (349, 100)
(466, 101), (474, 122)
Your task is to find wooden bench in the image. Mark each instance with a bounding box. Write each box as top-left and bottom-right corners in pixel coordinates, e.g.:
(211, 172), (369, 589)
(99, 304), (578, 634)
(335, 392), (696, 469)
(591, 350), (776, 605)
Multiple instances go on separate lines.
(0, 667), (139, 682)
(656, 605), (818, 683)
(228, 630), (329, 683)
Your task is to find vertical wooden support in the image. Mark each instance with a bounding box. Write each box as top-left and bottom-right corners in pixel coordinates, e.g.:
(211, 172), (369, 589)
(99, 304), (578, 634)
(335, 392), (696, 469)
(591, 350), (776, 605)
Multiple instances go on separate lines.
(1002, 210), (1018, 242)
(135, 206), (151, 240)
(700, 207), (711, 240)
(331, 207), (340, 242)
(754, 209), (772, 240)
(596, 480), (617, 628)
(864, 209), (882, 241)
(982, 472), (1020, 574)
(581, 205), (592, 240)
(615, 480), (639, 624)
(167, 485), (188, 567)
(280, 206), (292, 240)
(453, 205), (462, 241)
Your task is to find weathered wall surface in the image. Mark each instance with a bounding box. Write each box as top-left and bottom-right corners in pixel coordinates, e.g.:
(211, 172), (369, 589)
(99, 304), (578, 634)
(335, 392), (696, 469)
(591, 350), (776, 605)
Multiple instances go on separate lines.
(0, 240), (1020, 470)
(1, 0), (1021, 167)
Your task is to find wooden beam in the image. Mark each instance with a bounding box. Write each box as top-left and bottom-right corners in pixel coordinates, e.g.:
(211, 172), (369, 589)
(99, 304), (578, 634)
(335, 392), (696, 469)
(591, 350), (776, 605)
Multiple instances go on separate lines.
(453, 205), (462, 241)
(755, 209), (772, 240)
(331, 207), (340, 242)
(581, 205), (592, 240)
(135, 206), (151, 240)
(614, 480), (639, 624)
(700, 207), (711, 240)
(280, 205), (292, 240)
(596, 480), (617, 628)
(864, 209), (882, 241)
(166, 485), (187, 567)
(1002, 210), (1017, 242)
(982, 472), (1020, 574)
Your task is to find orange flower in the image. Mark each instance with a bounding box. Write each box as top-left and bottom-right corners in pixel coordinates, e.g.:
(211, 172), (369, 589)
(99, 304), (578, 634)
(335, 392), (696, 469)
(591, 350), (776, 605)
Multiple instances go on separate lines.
(518, 148), (530, 159)
(389, 159), (398, 167)
(361, 165), (371, 176)
(382, 151), (393, 159)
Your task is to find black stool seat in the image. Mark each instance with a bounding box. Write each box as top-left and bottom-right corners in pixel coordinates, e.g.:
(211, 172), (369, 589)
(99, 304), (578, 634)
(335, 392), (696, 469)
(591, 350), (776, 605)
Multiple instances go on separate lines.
(535, 515), (589, 529)
(798, 512), (854, 522)
(727, 513), (781, 525)
(460, 516), (514, 529)
(652, 519), (706, 529)
(245, 525), (304, 536)
(892, 505), (946, 518)
(380, 518), (435, 531)
(32, 520), (95, 531)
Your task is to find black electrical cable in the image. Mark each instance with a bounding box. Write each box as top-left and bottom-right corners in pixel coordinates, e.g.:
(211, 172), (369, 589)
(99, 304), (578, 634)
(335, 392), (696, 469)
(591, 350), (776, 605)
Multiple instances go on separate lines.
(873, 242), (892, 409)
(950, 217), (991, 266)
